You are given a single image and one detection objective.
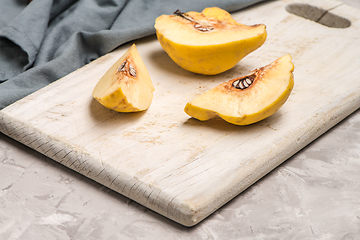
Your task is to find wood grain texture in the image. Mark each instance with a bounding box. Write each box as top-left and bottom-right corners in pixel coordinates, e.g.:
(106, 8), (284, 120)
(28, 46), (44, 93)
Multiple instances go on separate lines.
(1, 0), (359, 226)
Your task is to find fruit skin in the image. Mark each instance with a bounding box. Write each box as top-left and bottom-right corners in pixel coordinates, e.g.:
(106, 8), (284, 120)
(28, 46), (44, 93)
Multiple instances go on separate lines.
(184, 54), (294, 125)
(92, 44), (154, 112)
(154, 7), (267, 75)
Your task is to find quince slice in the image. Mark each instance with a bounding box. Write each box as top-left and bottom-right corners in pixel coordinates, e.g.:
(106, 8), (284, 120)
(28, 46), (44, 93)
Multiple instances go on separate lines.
(92, 44), (154, 112)
(154, 7), (267, 75)
(184, 54), (294, 125)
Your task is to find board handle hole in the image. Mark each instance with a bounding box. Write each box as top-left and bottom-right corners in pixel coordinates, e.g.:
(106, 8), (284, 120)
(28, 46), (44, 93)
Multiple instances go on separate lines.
(286, 3), (351, 28)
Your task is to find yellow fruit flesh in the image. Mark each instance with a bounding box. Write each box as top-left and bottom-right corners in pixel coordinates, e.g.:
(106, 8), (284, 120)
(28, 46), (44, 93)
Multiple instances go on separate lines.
(184, 54), (295, 125)
(154, 7), (267, 75)
(92, 44), (154, 112)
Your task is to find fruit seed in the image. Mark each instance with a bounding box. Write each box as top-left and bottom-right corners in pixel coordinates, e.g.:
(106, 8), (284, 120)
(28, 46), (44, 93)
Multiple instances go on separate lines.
(194, 24), (214, 32)
(118, 60), (127, 72)
(129, 64), (137, 77)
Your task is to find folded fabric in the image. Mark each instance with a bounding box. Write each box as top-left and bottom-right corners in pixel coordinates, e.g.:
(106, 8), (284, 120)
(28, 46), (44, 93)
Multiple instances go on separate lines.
(0, 0), (266, 110)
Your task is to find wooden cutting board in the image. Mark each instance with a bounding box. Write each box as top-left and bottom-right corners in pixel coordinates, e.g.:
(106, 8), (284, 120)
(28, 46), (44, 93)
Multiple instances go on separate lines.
(1, 0), (359, 226)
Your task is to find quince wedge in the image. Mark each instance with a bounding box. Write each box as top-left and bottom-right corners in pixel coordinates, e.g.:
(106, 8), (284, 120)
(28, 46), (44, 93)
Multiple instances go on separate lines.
(92, 44), (154, 112)
(154, 7), (267, 75)
(184, 54), (294, 125)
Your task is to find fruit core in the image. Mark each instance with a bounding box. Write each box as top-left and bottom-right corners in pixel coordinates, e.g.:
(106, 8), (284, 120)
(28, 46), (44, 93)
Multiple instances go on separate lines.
(117, 59), (137, 78)
(174, 10), (215, 32)
(172, 9), (263, 34)
(232, 74), (256, 90)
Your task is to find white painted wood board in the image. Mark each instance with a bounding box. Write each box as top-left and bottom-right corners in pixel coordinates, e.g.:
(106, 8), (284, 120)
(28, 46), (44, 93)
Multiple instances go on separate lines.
(1, 0), (359, 226)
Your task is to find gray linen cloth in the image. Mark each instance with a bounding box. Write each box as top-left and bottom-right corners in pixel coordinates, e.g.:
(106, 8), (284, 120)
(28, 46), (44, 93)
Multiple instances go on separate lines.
(0, 0), (265, 109)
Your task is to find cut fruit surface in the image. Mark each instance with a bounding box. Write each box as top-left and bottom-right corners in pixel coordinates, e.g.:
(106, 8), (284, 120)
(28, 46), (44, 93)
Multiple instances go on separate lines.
(184, 54), (294, 125)
(154, 7), (267, 75)
(92, 44), (154, 112)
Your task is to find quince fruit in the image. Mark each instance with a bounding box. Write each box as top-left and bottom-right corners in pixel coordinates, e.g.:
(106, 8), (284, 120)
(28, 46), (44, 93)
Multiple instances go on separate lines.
(154, 7), (267, 75)
(184, 54), (294, 125)
(92, 44), (154, 112)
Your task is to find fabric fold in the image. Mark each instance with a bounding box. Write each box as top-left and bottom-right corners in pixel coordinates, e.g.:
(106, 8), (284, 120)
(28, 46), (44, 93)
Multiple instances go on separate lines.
(1, 0), (54, 70)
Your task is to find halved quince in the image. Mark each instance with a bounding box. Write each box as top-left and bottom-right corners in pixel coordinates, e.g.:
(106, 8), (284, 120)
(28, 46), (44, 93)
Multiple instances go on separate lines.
(92, 44), (154, 112)
(154, 7), (267, 75)
(184, 54), (294, 125)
